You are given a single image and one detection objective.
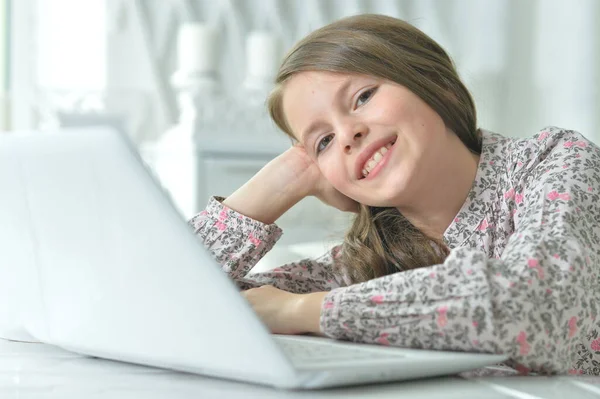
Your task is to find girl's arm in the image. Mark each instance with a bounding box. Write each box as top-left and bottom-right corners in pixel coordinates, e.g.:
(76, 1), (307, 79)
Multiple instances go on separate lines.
(188, 145), (356, 293)
(189, 196), (351, 293)
(307, 129), (600, 375)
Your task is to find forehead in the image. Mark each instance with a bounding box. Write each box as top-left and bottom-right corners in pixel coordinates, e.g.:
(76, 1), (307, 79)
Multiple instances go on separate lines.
(281, 71), (352, 142)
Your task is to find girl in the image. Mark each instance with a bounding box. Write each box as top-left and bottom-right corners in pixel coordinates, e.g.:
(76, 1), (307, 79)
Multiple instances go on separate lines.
(189, 14), (600, 375)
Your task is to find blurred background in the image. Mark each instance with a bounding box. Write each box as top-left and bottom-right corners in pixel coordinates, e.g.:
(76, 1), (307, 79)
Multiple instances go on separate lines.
(2, 0), (600, 255)
(5, 0), (599, 142)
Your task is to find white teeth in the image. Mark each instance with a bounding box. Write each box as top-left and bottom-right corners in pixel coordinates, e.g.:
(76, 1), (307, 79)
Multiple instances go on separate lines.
(362, 142), (395, 178)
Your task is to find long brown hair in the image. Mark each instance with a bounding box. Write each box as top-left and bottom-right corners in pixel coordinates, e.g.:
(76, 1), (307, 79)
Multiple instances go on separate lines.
(268, 14), (481, 283)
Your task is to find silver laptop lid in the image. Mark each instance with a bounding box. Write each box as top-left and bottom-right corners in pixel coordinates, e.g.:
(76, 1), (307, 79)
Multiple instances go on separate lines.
(0, 127), (294, 383)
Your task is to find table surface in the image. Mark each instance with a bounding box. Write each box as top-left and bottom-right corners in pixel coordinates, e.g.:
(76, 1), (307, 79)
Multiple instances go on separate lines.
(1, 339), (598, 399)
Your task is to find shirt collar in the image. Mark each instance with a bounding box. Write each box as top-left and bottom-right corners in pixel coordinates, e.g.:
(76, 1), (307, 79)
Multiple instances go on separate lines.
(442, 129), (509, 249)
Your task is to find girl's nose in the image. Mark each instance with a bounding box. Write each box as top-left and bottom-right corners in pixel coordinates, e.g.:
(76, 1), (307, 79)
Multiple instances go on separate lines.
(340, 124), (368, 154)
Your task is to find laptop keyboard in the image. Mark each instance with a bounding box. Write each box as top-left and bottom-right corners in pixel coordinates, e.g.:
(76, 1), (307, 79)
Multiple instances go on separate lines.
(273, 336), (406, 365)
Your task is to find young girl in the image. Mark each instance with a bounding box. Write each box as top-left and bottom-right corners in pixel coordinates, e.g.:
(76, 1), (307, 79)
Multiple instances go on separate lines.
(189, 14), (600, 376)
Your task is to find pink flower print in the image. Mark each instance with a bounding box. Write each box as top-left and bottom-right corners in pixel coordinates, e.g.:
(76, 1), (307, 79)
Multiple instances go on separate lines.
(546, 288), (553, 295)
(563, 141), (574, 148)
(568, 369), (584, 375)
(504, 188), (515, 200)
(516, 331), (531, 355)
(478, 219), (489, 231)
(248, 233), (261, 247)
(575, 153), (581, 158)
(558, 192), (571, 201)
(538, 131), (549, 141)
(488, 160), (495, 165)
(377, 332), (390, 346)
(429, 272), (436, 278)
(575, 140), (588, 148)
(436, 306), (448, 328)
(527, 258), (544, 279)
(215, 221), (227, 231)
(370, 295), (384, 304)
(562, 164), (568, 169)
(218, 209), (228, 221)
(588, 186), (594, 192)
(547, 191), (560, 201)
(527, 258), (537, 267)
(323, 301), (335, 310)
(515, 364), (531, 375)
(514, 193), (523, 204)
(568, 316), (578, 338)
(454, 217), (460, 223)
(553, 254), (560, 259)
(517, 161), (523, 167)
(467, 269), (474, 275)
(199, 210), (208, 216)
(591, 338), (600, 352)
(472, 321), (478, 327)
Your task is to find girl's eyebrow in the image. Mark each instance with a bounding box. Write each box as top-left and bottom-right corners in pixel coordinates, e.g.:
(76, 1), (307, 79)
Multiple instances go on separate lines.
(299, 79), (354, 141)
(300, 121), (327, 143)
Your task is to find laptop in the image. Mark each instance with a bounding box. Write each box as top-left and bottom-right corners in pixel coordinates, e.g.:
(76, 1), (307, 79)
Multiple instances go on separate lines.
(0, 127), (508, 389)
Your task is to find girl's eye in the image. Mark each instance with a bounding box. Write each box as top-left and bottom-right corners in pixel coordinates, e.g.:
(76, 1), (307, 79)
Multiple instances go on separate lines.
(317, 134), (333, 154)
(356, 88), (376, 108)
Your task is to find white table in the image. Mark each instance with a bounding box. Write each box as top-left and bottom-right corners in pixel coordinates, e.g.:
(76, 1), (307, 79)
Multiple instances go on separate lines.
(1, 339), (598, 398)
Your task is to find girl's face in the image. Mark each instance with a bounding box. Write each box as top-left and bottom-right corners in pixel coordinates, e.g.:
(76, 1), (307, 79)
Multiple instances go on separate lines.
(282, 71), (451, 208)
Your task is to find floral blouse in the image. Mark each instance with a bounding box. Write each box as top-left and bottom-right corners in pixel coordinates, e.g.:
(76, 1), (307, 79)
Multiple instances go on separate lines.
(189, 126), (600, 376)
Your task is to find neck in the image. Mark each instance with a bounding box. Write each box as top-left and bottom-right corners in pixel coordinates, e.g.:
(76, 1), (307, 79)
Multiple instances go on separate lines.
(399, 131), (481, 241)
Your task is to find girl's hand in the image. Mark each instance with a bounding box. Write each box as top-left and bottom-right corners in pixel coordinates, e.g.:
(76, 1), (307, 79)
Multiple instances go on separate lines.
(222, 143), (358, 226)
(241, 285), (327, 335)
(283, 145), (359, 213)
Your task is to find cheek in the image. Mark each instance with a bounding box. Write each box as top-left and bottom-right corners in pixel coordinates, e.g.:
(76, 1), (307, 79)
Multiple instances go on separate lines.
(319, 161), (349, 192)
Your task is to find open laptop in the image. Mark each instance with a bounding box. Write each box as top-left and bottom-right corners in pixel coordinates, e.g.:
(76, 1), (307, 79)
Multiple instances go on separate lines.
(0, 127), (508, 389)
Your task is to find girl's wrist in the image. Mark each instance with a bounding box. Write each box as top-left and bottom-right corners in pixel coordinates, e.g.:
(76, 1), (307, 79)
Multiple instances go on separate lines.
(290, 291), (328, 335)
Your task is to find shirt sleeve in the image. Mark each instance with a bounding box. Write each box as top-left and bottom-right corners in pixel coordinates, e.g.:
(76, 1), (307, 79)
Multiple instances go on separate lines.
(319, 129), (600, 375)
(188, 196), (351, 292)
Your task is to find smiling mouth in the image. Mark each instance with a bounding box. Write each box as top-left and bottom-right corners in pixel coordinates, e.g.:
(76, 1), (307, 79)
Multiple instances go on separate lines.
(359, 140), (396, 179)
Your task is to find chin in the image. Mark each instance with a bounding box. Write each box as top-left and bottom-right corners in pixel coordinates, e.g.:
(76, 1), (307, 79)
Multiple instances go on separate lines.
(361, 197), (402, 209)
